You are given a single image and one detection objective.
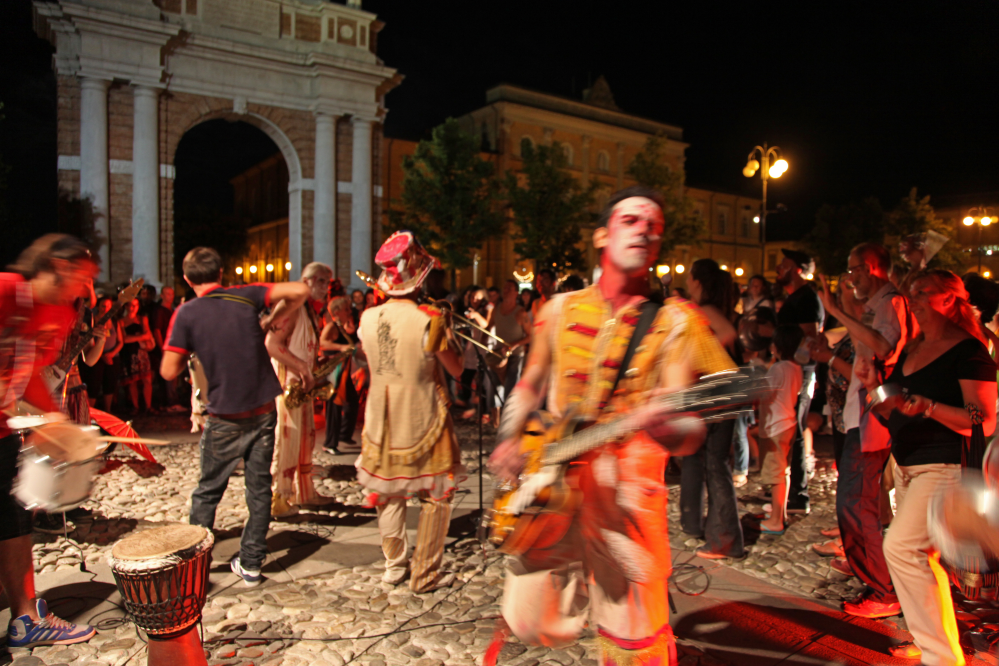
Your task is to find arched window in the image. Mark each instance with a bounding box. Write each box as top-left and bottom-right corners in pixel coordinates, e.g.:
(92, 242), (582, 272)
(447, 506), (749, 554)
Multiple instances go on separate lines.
(561, 143), (573, 166)
(597, 150), (610, 172)
(519, 135), (535, 156)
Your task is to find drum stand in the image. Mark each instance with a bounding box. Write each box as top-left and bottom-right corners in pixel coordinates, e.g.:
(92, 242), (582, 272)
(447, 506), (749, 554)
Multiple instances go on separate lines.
(57, 508), (89, 573)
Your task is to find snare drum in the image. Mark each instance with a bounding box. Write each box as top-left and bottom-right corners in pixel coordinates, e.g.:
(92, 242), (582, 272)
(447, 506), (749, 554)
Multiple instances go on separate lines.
(108, 524), (214, 638)
(14, 422), (104, 513)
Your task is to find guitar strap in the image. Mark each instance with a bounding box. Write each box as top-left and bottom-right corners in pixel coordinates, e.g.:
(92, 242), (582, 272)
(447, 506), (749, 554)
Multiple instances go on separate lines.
(606, 299), (662, 406)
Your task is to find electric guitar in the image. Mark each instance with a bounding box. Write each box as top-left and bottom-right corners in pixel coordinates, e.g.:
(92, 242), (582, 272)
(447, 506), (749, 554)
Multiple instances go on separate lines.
(487, 368), (768, 556)
(42, 279), (144, 393)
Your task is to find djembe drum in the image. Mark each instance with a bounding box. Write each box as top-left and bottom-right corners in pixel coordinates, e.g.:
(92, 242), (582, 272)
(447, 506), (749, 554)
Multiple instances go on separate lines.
(108, 525), (214, 666)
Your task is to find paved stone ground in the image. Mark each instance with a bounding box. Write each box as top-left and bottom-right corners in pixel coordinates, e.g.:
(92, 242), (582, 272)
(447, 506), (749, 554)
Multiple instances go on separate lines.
(2, 415), (992, 665)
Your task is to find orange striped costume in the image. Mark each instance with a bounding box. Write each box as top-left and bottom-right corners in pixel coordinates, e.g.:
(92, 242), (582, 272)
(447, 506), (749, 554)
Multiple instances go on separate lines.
(502, 286), (735, 666)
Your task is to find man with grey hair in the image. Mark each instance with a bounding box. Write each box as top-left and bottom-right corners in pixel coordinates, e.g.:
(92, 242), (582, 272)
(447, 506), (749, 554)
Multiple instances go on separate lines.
(266, 262), (334, 517)
(816, 242), (911, 619)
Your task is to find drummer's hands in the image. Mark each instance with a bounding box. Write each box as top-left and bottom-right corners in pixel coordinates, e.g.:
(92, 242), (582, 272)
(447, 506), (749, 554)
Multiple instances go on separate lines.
(942, 487), (989, 542)
(44, 412), (68, 424)
(901, 394), (932, 417)
(488, 438), (524, 485)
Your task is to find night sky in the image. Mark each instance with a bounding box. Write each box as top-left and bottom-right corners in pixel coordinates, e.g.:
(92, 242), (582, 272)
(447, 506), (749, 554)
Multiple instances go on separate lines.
(2, 0), (997, 265)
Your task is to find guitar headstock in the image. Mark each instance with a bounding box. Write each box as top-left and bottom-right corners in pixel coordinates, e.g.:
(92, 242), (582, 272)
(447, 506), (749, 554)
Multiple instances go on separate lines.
(116, 278), (145, 305)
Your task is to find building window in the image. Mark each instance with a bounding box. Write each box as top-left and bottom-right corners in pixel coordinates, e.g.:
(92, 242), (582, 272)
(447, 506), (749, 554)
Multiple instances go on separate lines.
(767, 251), (778, 271)
(561, 143), (573, 166)
(716, 210), (727, 235)
(597, 150), (610, 172)
(740, 213), (751, 238)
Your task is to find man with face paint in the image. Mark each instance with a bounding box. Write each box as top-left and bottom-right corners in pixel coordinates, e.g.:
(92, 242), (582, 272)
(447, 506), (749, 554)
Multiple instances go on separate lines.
(488, 186), (736, 665)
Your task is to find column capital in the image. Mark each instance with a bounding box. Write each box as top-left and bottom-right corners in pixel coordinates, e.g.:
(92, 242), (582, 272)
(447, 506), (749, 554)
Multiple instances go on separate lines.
(132, 84), (160, 98)
(314, 110), (338, 123)
(80, 77), (110, 92)
(351, 115), (375, 127)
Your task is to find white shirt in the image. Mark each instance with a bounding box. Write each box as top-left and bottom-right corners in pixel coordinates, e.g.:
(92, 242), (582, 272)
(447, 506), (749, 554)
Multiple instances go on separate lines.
(843, 281), (909, 431)
(761, 360), (803, 438)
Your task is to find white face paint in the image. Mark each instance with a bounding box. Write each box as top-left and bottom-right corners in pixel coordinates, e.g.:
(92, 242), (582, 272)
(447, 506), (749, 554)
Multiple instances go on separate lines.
(605, 197), (665, 275)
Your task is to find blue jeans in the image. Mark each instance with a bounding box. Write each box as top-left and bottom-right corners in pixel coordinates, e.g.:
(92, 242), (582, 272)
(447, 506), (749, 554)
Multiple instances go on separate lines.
(836, 427), (896, 603)
(732, 411), (754, 475)
(680, 419), (744, 557)
(190, 411), (276, 571)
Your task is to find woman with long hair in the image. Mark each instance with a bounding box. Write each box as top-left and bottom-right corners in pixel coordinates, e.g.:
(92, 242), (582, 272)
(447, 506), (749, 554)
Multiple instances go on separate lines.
(119, 297), (155, 414)
(679, 259), (744, 559)
(860, 269), (997, 664)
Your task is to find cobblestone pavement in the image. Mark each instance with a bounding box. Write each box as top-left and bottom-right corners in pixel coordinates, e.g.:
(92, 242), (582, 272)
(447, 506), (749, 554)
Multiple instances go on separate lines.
(0, 418), (945, 666)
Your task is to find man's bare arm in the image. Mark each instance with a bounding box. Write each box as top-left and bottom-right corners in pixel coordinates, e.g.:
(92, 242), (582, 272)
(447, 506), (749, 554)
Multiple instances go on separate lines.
(160, 350), (188, 381)
(265, 317), (314, 390)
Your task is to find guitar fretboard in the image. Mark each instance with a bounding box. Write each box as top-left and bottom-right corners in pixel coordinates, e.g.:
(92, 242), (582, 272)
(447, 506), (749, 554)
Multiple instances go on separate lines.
(540, 372), (761, 466)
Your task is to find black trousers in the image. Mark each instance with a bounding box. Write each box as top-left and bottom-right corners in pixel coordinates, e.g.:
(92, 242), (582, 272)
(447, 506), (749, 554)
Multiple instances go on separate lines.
(324, 375), (359, 449)
(679, 419), (744, 557)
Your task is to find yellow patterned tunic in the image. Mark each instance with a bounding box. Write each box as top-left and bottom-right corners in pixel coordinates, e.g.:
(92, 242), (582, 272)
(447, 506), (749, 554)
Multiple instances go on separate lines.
(356, 300), (466, 501)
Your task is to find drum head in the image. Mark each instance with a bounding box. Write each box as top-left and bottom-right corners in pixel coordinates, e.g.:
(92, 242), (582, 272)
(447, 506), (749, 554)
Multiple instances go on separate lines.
(112, 525), (209, 561)
(27, 423), (101, 462)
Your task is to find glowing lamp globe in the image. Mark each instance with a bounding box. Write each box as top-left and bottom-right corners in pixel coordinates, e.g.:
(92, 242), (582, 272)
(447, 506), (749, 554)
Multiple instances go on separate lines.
(735, 267), (745, 276)
(285, 261), (292, 270)
(675, 264), (685, 274)
(249, 265), (257, 273)
(983, 217), (993, 226)
(235, 266), (243, 275)
(965, 216), (976, 226)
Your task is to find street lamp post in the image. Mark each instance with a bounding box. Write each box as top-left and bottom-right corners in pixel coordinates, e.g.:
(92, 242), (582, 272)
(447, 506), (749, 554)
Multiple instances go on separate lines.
(963, 206), (994, 273)
(743, 143), (788, 275)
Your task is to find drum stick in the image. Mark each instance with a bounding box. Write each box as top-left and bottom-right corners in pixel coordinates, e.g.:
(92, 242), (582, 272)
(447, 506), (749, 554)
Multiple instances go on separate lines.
(97, 436), (173, 446)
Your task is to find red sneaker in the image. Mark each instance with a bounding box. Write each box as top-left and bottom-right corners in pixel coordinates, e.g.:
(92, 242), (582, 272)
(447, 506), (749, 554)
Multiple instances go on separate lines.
(843, 596), (901, 619)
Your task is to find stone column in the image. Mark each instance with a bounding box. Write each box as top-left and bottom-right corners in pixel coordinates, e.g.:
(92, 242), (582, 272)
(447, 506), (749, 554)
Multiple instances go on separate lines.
(350, 117), (373, 290)
(80, 77), (110, 282)
(288, 185), (303, 281)
(132, 85), (160, 286)
(312, 113), (336, 269)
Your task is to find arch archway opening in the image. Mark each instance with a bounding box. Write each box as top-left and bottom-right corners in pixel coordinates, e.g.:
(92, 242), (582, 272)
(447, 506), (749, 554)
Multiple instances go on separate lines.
(173, 118), (292, 293)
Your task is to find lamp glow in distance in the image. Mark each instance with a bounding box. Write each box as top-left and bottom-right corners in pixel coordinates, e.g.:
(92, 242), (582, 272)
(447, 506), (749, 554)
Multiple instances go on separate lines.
(743, 143), (788, 273)
(964, 206), (994, 273)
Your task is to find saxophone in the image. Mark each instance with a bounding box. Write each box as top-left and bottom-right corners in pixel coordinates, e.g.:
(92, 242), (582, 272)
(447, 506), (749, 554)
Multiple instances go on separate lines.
(283, 348), (354, 409)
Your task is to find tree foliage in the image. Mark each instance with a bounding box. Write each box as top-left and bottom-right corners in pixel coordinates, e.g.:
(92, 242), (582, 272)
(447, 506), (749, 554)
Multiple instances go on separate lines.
(803, 188), (961, 275)
(884, 188), (962, 271)
(626, 133), (706, 259)
(504, 140), (596, 273)
(802, 197), (886, 275)
(388, 118), (503, 284)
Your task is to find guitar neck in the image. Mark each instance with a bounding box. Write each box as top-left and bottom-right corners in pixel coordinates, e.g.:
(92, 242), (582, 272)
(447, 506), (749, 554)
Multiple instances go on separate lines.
(54, 301), (124, 372)
(539, 374), (758, 466)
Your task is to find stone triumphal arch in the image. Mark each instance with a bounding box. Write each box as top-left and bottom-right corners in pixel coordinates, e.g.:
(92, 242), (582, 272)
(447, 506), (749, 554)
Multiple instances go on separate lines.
(34, 0), (400, 288)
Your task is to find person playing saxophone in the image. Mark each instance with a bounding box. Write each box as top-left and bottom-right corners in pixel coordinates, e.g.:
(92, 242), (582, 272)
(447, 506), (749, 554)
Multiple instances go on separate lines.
(266, 262), (334, 516)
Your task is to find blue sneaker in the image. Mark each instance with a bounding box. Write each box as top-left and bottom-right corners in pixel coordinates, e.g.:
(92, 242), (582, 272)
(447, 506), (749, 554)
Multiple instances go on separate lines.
(230, 556), (262, 587)
(7, 599), (96, 648)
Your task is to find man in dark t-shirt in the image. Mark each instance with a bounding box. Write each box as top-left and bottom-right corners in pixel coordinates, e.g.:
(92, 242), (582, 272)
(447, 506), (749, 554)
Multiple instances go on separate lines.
(161, 247), (310, 586)
(774, 248), (825, 514)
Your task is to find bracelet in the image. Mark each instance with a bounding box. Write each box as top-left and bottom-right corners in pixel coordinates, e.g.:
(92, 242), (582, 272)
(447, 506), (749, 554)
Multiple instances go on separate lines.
(924, 401), (936, 418)
(966, 402), (985, 425)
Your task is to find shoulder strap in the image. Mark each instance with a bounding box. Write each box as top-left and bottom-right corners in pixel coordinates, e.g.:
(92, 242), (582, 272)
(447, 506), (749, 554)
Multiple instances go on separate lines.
(204, 291), (256, 308)
(608, 300), (662, 400)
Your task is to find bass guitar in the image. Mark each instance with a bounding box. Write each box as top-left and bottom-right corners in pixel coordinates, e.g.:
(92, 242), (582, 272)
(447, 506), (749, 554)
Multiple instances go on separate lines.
(487, 368), (768, 556)
(42, 279), (144, 393)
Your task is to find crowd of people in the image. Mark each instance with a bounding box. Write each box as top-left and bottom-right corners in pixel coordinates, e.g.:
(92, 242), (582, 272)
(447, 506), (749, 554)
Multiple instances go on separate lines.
(675, 239), (999, 666)
(4, 189), (999, 666)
